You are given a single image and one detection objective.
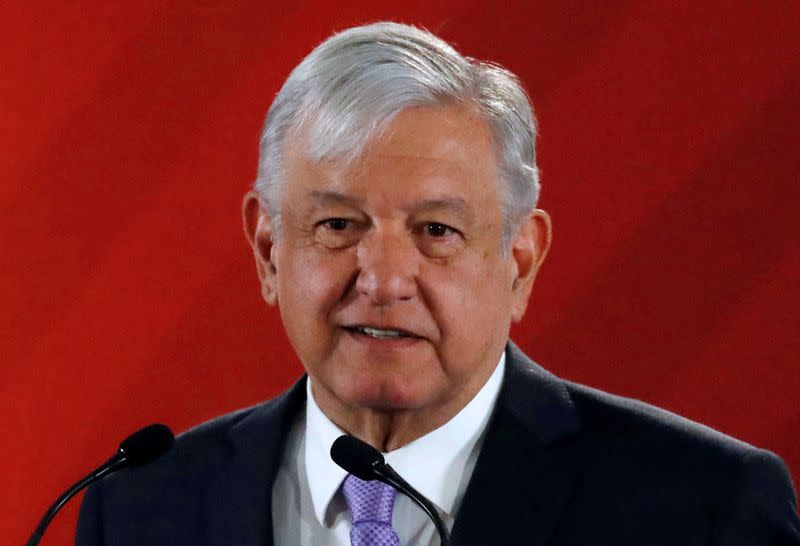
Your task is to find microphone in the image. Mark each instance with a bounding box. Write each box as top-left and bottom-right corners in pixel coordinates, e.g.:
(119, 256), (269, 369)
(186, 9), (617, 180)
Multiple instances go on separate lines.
(331, 435), (451, 546)
(26, 423), (174, 546)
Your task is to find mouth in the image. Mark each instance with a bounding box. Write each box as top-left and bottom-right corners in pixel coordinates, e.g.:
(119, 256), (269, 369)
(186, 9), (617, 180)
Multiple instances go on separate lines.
(344, 325), (421, 340)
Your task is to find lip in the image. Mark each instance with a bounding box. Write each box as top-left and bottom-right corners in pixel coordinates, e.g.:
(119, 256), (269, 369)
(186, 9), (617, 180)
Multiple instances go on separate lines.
(342, 326), (424, 348)
(343, 323), (424, 337)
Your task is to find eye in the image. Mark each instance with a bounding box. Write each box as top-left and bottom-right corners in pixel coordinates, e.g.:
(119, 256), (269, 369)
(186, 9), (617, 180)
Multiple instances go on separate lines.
(324, 218), (350, 231)
(417, 222), (463, 258)
(425, 222), (456, 238)
(314, 217), (361, 249)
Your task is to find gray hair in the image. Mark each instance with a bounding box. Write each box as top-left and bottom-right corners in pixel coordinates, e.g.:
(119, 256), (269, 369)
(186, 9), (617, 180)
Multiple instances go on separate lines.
(254, 22), (540, 248)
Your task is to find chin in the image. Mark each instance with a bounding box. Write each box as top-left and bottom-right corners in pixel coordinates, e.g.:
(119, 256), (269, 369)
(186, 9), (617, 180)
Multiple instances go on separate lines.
(337, 375), (435, 411)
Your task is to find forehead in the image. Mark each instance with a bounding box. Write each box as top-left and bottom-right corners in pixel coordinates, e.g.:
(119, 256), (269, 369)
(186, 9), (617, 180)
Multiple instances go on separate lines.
(282, 104), (501, 208)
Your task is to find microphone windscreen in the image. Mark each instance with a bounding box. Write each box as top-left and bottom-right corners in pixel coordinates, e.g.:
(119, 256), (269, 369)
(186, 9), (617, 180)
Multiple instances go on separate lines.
(330, 435), (384, 481)
(118, 423), (175, 466)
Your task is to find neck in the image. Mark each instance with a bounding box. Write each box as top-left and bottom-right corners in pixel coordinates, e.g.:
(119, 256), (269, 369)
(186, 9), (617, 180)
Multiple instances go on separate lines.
(310, 363), (498, 452)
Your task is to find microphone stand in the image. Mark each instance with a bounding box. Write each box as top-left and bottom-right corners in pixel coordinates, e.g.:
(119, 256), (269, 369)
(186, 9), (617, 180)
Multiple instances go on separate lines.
(26, 453), (127, 546)
(374, 462), (452, 546)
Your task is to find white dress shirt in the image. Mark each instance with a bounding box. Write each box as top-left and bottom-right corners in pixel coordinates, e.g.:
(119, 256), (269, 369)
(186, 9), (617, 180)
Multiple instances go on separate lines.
(272, 352), (506, 545)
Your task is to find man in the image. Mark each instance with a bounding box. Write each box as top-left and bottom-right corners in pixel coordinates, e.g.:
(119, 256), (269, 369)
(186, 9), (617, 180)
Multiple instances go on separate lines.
(77, 22), (800, 545)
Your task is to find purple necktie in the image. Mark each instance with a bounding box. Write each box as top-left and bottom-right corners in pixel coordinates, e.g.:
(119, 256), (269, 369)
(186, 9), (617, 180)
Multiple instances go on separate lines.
(342, 474), (401, 546)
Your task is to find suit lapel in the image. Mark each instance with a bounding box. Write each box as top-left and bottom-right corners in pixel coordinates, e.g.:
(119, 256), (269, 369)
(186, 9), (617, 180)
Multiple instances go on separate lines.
(205, 378), (307, 546)
(451, 343), (582, 546)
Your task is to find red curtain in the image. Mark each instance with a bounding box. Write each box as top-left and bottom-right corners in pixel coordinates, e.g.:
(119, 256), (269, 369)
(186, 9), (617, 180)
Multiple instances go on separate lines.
(4, 1), (799, 542)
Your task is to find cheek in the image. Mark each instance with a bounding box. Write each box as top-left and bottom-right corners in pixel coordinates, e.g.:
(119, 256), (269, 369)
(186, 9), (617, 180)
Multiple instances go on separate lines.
(276, 269), (338, 374)
(276, 247), (353, 339)
(424, 256), (512, 343)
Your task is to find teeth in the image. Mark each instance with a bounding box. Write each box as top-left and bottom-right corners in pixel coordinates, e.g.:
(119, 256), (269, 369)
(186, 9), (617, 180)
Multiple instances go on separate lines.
(357, 326), (407, 339)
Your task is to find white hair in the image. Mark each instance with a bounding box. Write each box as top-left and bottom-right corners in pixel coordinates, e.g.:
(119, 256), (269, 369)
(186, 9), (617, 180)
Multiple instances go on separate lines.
(254, 22), (540, 248)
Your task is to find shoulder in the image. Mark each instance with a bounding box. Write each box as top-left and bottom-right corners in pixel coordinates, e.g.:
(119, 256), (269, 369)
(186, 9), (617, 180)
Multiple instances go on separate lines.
(158, 400), (275, 470)
(504, 341), (782, 469)
(99, 399), (273, 494)
(561, 382), (800, 541)
(76, 383), (307, 544)
(500, 344), (799, 541)
(76, 378), (308, 544)
(89, 380), (305, 499)
(565, 380), (761, 462)
(503, 341), (798, 505)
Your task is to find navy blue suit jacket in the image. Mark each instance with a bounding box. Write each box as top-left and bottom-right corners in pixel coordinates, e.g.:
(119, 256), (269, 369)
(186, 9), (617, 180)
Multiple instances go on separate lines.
(77, 343), (800, 545)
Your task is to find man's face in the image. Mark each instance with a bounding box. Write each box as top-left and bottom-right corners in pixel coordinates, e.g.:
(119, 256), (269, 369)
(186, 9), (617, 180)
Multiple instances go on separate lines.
(246, 104), (549, 418)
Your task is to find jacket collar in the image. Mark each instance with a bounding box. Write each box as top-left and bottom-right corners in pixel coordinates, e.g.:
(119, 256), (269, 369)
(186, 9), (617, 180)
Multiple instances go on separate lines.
(206, 378), (307, 546)
(451, 341), (581, 546)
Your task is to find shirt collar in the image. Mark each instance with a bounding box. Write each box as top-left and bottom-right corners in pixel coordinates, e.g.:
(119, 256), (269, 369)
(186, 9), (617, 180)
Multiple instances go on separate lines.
(304, 351), (506, 526)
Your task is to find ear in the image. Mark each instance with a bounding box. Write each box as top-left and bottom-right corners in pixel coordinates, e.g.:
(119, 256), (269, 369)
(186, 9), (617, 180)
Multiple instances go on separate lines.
(242, 191), (279, 306)
(509, 209), (552, 322)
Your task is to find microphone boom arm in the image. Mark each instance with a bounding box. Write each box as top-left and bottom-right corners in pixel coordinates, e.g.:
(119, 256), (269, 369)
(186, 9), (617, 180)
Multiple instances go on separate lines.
(26, 423), (173, 546)
(373, 462), (451, 546)
(26, 453), (126, 546)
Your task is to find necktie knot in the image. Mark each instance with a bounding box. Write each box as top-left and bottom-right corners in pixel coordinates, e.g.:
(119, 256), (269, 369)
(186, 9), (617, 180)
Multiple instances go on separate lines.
(343, 474), (401, 545)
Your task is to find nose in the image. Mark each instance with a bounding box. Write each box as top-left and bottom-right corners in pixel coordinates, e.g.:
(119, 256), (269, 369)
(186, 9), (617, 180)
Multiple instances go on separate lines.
(355, 227), (418, 306)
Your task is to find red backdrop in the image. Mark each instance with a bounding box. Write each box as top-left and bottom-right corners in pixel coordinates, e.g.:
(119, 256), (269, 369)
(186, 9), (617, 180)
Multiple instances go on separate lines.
(4, 2), (799, 543)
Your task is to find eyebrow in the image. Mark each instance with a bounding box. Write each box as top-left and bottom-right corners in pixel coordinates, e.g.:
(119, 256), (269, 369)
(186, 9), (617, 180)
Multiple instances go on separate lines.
(410, 197), (471, 220)
(308, 190), (364, 207)
(307, 191), (470, 217)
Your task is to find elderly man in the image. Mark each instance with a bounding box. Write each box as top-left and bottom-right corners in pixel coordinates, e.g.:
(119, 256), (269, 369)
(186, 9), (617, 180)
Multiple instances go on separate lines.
(77, 22), (799, 546)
